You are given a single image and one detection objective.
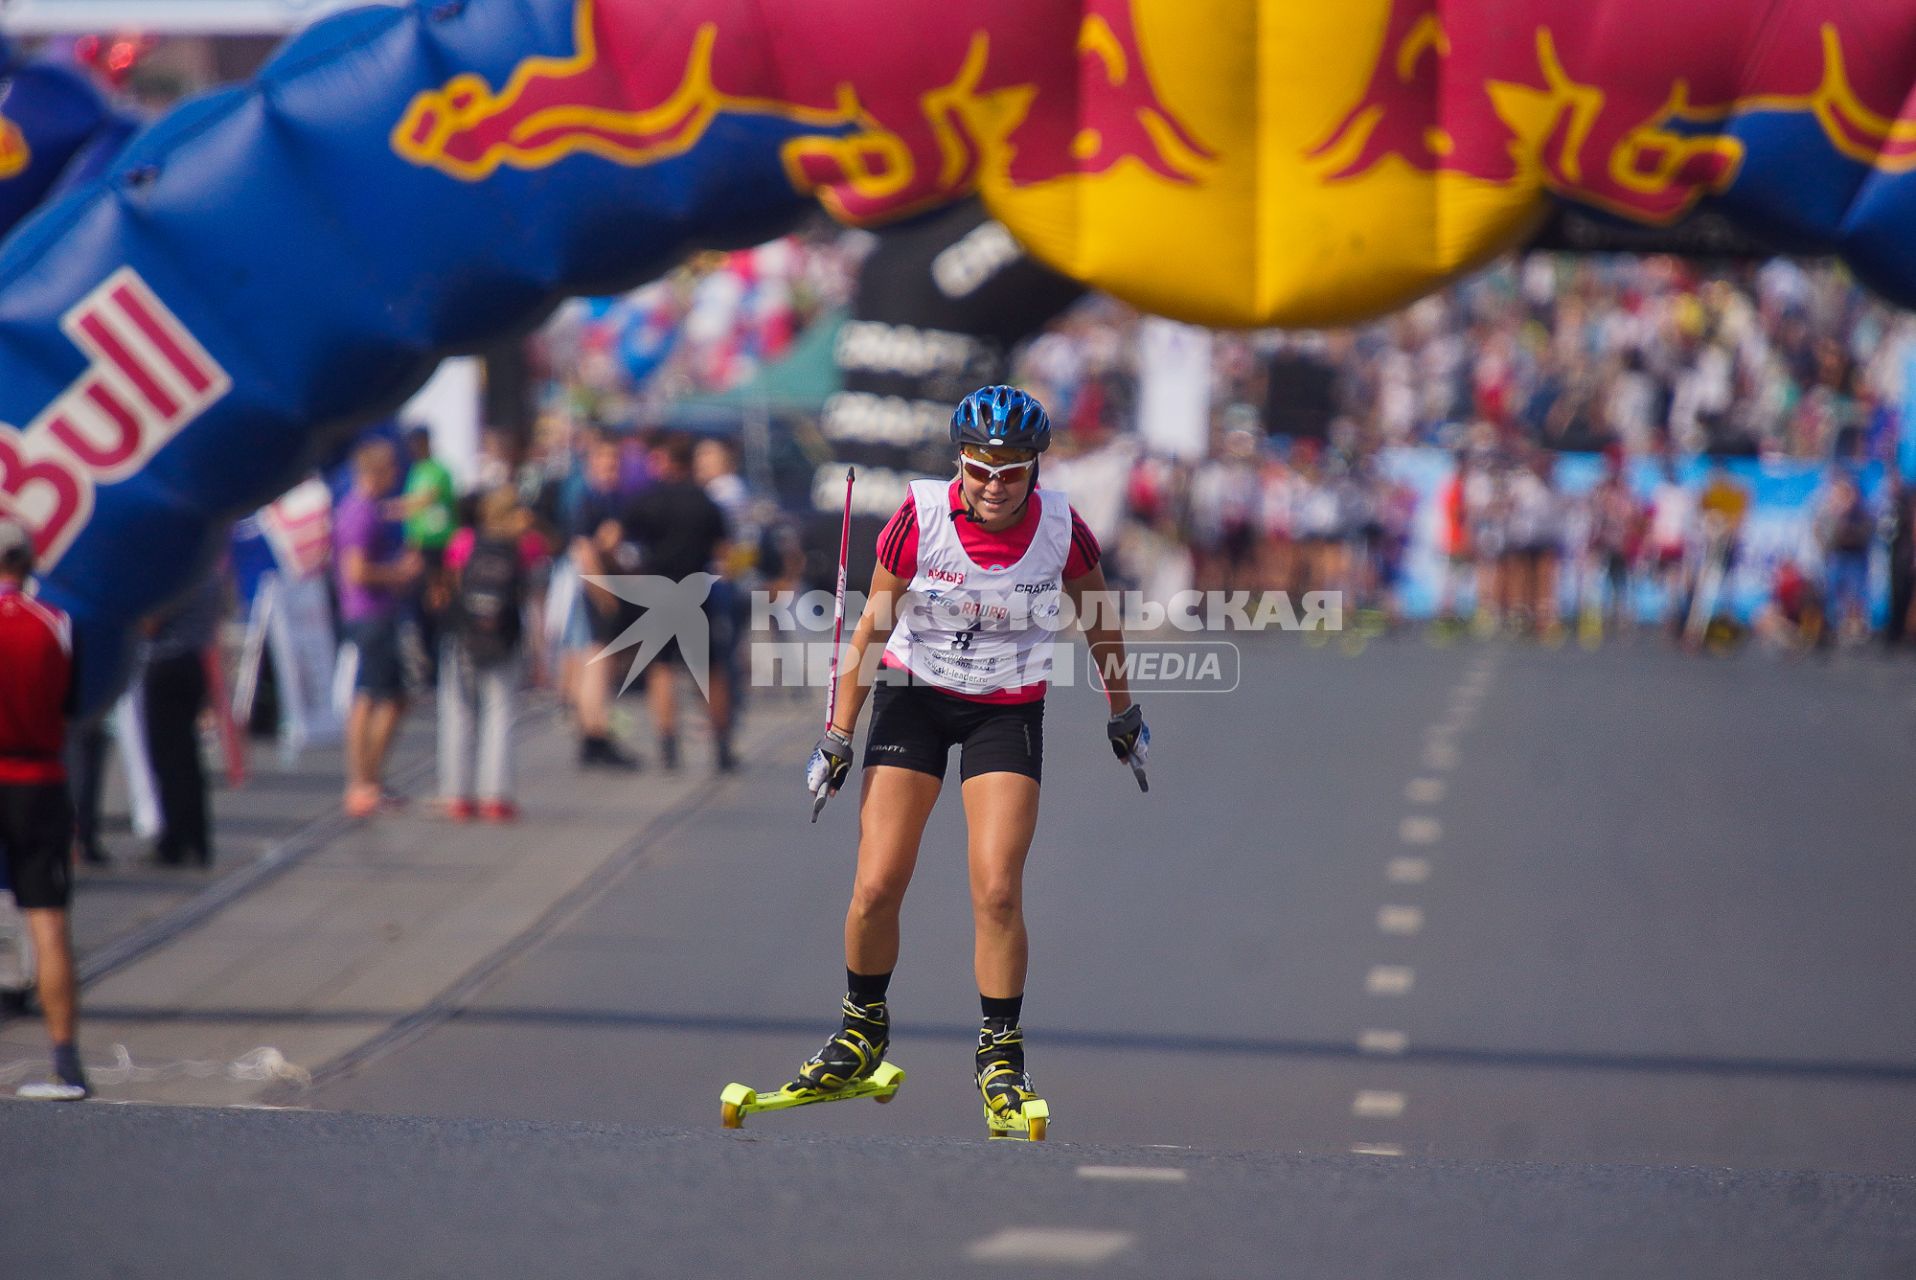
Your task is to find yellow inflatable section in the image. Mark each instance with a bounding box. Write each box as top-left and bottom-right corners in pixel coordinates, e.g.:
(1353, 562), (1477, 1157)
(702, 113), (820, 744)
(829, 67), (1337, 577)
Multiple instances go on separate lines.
(981, 0), (1546, 329)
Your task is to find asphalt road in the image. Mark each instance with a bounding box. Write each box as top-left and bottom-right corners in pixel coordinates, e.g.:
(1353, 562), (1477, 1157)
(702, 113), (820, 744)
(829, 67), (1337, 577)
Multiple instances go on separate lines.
(5, 1102), (1912, 1280)
(9, 634), (1916, 1278)
(306, 635), (1916, 1173)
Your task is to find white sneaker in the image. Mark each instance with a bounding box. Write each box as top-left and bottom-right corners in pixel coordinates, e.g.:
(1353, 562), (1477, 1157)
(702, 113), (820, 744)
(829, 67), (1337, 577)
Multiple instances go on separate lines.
(16, 1080), (90, 1101)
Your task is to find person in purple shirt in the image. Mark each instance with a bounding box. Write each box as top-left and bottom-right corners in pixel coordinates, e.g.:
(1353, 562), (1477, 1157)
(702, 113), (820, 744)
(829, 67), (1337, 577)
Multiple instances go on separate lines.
(334, 439), (422, 818)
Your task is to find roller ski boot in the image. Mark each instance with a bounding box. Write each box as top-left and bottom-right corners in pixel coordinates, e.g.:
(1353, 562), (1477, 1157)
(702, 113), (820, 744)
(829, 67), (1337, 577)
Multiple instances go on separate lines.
(720, 997), (903, 1129)
(976, 1018), (1049, 1141)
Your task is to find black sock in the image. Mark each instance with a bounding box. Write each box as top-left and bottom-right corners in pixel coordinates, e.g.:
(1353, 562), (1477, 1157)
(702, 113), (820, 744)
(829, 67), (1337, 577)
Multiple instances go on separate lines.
(52, 1042), (85, 1086)
(980, 993), (1023, 1025)
(847, 969), (891, 1005)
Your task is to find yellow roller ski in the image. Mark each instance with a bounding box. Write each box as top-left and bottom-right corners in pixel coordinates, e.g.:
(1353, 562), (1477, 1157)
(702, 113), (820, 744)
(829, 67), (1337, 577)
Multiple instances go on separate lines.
(719, 1061), (904, 1130)
(984, 1095), (1049, 1142)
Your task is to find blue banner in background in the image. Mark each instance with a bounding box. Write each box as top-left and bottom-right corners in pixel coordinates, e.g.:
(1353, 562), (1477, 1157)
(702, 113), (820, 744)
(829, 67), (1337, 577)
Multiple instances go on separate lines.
(1378, 449), (1886, 625)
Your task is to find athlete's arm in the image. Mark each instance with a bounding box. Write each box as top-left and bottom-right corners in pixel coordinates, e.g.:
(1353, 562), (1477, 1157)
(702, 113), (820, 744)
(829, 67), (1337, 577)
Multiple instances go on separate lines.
(1068, 562), (1150, 790)
(827, 562), (908, 736)
(1065, 562), (1131, 715)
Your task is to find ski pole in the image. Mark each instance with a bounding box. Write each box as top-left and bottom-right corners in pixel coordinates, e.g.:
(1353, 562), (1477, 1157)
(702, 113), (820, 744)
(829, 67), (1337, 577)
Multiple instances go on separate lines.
(813, 466), (855, 823)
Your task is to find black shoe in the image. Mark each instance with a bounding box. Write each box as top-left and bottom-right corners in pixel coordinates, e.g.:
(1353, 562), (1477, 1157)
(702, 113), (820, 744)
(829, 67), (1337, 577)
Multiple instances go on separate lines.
(976, 1019), (1038, 1120)
(78, 843), (111, 868)
(579, 736), (640, 770)
(659, 734), (680, 771)
(715, 740), (738, 773)
(19, 1045), (91, 1101)
(787, 997), (890, 1094)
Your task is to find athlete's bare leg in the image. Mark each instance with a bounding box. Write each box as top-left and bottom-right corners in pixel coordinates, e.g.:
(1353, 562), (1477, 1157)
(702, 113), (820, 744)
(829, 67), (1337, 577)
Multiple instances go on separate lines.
(961, 771), (1042, 999)
(844, 765), (942, 976)
(24, 908), (77, 1045)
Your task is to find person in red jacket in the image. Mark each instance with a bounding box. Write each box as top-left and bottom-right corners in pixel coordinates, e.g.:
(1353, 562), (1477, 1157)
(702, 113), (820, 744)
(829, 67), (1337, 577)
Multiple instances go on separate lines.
(0, 518), (89, 1099)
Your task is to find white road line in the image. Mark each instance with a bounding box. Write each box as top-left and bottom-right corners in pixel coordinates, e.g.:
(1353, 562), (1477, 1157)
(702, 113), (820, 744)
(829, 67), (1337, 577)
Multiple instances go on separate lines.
(1357, 1029), (1410, 1055)
(1377, 905), (1424, 935)
(1398, 816), (1441, 845)
(1366, 965), (1415, 996)
(1422, 743), (1459, 770)
(1385, 856), (1430, 884)
(1351, 1090), (1407, 1119)
(1076, 1166), (1190, 1184)
(967, 1229), (1136, 1265)
(1350, 1142), (1405, 1157)
(1405, 778), (1446, 804)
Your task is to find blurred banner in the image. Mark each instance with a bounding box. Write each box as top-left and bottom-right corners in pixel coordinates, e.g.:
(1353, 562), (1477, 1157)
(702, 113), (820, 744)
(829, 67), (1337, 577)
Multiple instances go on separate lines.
(814, 199), (1083, 588)
(1136, 318), (1211, 462)
(1, 0), (388, 34)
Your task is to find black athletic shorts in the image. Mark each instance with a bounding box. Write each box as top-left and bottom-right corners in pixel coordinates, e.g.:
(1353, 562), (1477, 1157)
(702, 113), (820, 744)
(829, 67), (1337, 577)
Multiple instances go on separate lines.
(863, 679), (1043, 783)
(348, 614), (406, 700)
(0, 781), (75, 910)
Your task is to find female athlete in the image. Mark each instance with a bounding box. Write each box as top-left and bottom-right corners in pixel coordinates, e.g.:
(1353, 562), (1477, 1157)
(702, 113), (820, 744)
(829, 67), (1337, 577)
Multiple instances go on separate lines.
(799, 385), (1151, 1132)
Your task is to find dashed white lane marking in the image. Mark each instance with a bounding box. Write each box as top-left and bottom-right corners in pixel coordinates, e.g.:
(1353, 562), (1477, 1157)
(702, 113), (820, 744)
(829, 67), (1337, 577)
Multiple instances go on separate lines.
(1386, 856), (1430, 884)
(1405, 777), (1446, 804)
(967, 1229), (1136, 1265)
(1377, 905), (1424, 935)
(1076, 1166), (1190, 1184)
(1422, 742), (1460, 770)
(1366, 965), (1416, 996)
(1398, 816), (1441, 845)
(1350, 1143), (1405, 1157)
(1351, 1090), (1407, 1119)
(1358, 1029), (1410, 1055)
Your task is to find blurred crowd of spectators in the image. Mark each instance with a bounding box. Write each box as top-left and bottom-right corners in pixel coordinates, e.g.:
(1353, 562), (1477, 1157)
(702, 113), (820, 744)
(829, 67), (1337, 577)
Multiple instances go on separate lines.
(58, 239), (1916, 880)
(519, 237), (1916, 651)
(1012, 256), (1916, 650)
(1112, 438), (1913, 653)
(530, 232), (864, 429)
(1014, 256), (1913, 466)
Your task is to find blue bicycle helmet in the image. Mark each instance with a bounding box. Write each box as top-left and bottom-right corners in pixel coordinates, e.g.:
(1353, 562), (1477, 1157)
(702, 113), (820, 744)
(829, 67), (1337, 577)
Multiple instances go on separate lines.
(950, 385), (1052, 454)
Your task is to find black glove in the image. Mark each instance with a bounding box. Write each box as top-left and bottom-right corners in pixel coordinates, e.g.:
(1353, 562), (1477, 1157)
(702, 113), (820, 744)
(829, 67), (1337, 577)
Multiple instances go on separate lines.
(807, 727), (855, 821)
(1106, 704), (1150, 792)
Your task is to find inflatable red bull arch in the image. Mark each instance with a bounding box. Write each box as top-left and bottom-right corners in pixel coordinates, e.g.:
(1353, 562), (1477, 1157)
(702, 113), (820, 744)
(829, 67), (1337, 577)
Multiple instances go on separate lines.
(7, 0), (1916, 708)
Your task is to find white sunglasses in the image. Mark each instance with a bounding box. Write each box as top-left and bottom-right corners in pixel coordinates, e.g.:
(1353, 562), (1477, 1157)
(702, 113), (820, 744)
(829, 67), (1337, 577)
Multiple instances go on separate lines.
(960, 452), (1036, 483)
